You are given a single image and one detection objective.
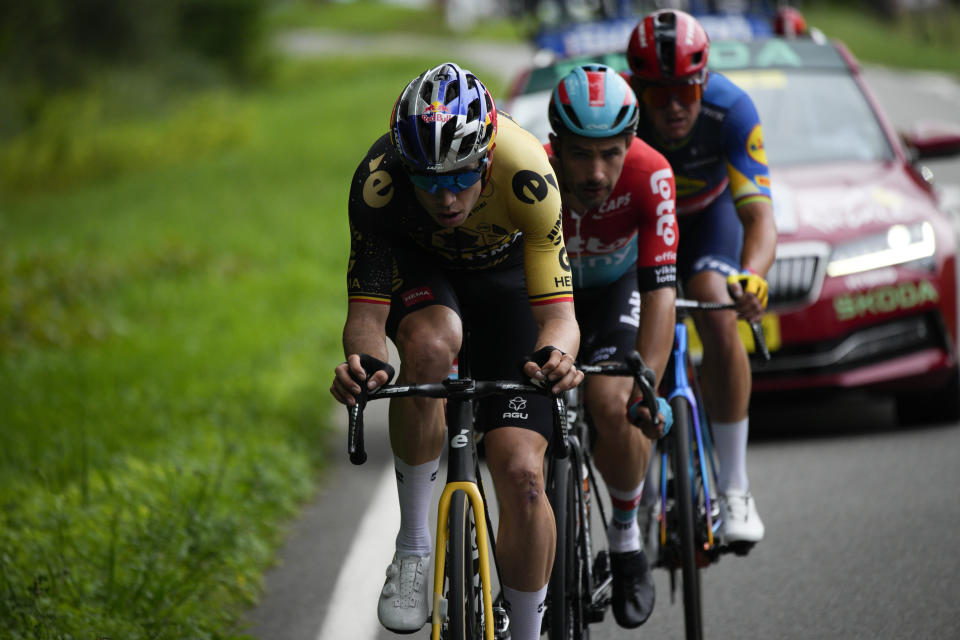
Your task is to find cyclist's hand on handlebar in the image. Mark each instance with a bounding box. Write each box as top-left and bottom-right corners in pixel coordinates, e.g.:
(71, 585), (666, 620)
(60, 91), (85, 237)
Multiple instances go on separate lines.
(726, 269), (768, 324)
(522, 346), (584, 395)
(628, 394), (672, 439)
(330, 354), (396, 406)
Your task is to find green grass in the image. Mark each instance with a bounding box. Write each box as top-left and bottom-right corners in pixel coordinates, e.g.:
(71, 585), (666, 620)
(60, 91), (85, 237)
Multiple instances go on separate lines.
(804, 2), (960, 75)
(0, 54), (444, 639)
(267, 0), (527, 40)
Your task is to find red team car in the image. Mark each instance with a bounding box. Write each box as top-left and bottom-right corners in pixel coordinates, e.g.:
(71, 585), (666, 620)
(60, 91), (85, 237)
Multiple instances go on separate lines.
(504, 35), (960, 424)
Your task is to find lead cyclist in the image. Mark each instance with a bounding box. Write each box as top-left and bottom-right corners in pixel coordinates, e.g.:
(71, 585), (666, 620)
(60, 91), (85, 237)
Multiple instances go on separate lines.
(331, 62), (583, 640)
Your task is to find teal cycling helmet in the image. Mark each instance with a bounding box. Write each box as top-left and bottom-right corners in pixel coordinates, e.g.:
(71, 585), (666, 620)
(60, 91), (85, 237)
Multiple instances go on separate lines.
(549, 64), (639, 138)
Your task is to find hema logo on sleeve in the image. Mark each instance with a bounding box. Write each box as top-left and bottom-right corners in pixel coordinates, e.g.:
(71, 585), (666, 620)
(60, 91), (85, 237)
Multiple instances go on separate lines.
(503, 396), (529, 420)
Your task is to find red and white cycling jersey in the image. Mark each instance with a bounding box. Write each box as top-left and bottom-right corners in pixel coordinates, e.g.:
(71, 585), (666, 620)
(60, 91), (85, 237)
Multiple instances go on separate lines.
(547, 137), (678, 292)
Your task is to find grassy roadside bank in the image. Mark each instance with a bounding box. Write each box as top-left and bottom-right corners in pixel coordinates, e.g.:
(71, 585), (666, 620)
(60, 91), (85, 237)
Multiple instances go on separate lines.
(0, 55), (441, 639)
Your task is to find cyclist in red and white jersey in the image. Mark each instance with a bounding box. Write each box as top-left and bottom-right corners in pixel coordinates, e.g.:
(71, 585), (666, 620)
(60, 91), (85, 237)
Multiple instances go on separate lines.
(545, 64), (678, 629)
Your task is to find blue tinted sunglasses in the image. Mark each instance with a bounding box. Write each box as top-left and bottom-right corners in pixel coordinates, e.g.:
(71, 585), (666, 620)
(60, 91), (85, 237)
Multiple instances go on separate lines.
(408, 163), (484, 194)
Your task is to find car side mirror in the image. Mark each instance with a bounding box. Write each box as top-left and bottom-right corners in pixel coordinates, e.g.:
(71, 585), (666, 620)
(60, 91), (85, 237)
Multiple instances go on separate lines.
(901, 120), (960, 161)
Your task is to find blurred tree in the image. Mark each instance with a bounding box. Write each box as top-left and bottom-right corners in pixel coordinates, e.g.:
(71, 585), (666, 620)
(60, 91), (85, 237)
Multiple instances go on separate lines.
(0, 0), (268, 135)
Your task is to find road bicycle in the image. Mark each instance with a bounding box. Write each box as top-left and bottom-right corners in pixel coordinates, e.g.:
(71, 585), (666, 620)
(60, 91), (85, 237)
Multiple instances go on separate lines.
(544, 351), (660, 640)
(576, 299), (770, 640)
(346, 344), (569, 640)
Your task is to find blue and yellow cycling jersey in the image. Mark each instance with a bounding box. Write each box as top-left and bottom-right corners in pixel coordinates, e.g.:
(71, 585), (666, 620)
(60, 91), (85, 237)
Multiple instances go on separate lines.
(637, 71), (772, 217)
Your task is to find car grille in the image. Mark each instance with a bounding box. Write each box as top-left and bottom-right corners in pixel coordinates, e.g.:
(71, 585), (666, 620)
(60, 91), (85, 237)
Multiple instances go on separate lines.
(768, 255), (821, 306)
(754, 313), (946, 376)
(767, 242), (830, 309)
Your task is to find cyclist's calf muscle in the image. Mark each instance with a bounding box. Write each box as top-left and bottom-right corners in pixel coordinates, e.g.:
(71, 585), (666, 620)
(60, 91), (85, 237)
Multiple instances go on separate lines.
(484, 427), (555, 590)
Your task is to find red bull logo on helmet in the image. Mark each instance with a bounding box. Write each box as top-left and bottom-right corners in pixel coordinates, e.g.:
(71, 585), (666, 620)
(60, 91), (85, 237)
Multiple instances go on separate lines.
(421, 101), (452, 124)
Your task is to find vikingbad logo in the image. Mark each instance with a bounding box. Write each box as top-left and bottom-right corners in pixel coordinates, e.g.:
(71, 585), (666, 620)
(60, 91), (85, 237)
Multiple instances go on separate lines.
(503, 396), (528, 420)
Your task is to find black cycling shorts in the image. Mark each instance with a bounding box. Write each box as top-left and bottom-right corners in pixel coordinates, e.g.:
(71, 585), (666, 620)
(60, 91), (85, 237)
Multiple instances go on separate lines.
(677, 187), (744, 283)
(573, 269), (639, 366)
(385, 244), (553, 441)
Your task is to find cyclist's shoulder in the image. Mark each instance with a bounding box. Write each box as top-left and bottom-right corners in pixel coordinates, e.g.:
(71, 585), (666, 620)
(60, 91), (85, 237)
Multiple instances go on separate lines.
(349, 133), (415, 220)
(487, 115), (560, 223)
(490, 114), (555, 177)
(624, 137), (673, 175)
(702, 73), (761, 130)
(702, 72), (751, 109)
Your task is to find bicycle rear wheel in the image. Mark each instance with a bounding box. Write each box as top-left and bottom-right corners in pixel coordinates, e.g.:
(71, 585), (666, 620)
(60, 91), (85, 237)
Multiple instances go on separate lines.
(447, 490), (481, 640)
(669, 396), (703, 640)
(547, 450), (589, 640)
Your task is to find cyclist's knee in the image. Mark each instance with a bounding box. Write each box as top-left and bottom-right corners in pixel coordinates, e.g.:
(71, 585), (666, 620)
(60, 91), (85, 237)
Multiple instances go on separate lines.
(694, 308), (739, 352)
(486, 429), (548, 514)
(488, 450), (546, 512)
(499, 463), (544, 509)
(585, 378), (632, 434)
(396, 311), (460, 380)
(588, 396), (631, 437)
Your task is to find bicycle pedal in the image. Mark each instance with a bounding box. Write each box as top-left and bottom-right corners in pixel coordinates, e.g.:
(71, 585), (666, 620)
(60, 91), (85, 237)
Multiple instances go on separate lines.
(592, 550), (610, 580)
(587, 602), (607, 624)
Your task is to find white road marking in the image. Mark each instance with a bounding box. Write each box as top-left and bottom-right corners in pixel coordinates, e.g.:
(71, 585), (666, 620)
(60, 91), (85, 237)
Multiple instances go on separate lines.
(316, 463), (399, 640)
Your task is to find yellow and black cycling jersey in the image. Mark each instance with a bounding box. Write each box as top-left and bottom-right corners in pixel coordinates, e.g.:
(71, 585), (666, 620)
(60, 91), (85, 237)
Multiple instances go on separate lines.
(347, 114), (573, 307)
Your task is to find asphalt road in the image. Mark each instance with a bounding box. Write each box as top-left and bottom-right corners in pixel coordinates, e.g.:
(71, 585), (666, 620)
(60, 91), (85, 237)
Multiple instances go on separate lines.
(247, 34), (960, 640)
(245, 394), (960, 640)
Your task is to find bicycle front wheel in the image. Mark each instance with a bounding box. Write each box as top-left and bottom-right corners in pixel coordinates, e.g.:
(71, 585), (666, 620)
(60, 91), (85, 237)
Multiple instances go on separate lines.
(547, 450), (589, 640)
(670, 396), (703, 640)
(447, 490), (481, 640)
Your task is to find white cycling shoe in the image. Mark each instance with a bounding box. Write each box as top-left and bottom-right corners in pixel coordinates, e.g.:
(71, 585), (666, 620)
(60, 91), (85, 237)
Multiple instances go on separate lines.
(718, 491), (765, 544)
(378, 552), (430, 633)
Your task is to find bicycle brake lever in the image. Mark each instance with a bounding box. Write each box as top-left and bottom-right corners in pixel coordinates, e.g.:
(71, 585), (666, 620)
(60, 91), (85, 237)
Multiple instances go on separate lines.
(625, 351), (661, 426)
(749, 321), (771, 365)
(347, 393), (369, 465)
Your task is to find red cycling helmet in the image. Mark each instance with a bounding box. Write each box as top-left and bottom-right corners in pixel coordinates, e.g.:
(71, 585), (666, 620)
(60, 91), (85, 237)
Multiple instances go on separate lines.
(627, 9), (710, 84)
(773, 7), (808, 37)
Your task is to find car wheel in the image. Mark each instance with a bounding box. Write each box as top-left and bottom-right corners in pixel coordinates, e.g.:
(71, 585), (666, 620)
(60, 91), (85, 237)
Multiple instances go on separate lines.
(895, 367), (960, 426)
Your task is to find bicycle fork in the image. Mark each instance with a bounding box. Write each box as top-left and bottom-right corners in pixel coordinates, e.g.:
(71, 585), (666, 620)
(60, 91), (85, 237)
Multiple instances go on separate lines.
(664, 322), (717, 550)
(432, 482), (495, 640)
(430, 395), (500, 640)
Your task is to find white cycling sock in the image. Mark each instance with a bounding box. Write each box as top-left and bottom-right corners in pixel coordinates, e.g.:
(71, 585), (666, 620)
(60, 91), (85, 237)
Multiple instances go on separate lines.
(502, 585), (548, 640)
(606, 482), (644, 553)
(712, 418), (749, 494)
(393, 456), (440, 556)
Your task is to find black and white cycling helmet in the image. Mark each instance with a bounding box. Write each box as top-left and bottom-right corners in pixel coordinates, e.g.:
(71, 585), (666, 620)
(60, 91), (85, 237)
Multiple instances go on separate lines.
(390, 62), (497, 173)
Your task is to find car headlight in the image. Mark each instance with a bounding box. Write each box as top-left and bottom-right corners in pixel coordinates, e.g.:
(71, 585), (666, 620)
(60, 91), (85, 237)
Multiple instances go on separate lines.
(826, 222), (935, 277)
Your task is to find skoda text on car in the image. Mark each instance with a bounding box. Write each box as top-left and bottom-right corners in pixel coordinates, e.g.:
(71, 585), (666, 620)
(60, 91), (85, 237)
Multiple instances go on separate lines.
(503, 36), (960, 424)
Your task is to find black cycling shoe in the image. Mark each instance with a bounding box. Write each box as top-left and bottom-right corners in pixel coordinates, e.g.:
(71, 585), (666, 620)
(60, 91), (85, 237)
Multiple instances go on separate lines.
(610, 549), (655, 628)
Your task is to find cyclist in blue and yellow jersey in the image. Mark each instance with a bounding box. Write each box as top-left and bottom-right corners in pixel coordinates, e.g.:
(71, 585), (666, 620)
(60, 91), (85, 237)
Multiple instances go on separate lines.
(545, 64), (678, 628)
(330, 62), (583, 640)
(625, 9), (778, 545)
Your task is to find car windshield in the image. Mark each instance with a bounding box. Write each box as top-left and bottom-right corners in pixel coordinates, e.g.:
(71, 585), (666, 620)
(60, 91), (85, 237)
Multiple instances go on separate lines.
(510, 40), (897, 167)
(722, 69), (895, 166)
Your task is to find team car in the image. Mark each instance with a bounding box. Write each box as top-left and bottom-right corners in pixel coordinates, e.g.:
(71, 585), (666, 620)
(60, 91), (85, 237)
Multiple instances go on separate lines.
(502, 34), (960, 424)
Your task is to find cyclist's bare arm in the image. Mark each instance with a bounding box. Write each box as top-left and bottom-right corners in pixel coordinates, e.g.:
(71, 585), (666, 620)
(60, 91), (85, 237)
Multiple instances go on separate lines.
(630, 286), (676, 438)
(524, 301), (583, 394)
(331, 301), (391, 406)
(638, 286), (676, 385)
(732, 199), (777, 323)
